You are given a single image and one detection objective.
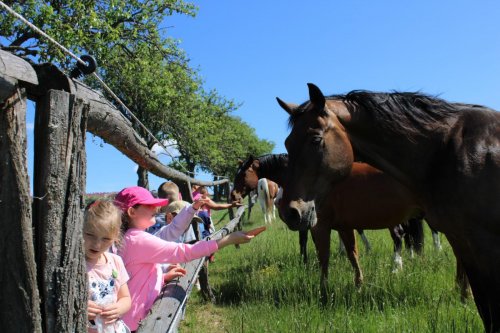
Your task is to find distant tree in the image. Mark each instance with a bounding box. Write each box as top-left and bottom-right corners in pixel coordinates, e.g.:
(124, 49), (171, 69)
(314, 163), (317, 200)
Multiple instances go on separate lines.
(101, 41), (201, 187)
(0, 0), (197, 68)
(1, 0), (275, 188)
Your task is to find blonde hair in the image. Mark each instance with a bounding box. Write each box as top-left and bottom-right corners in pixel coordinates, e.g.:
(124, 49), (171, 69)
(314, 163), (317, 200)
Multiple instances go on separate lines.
(84, 201), (122, 242)
(158, 182), (180, 201)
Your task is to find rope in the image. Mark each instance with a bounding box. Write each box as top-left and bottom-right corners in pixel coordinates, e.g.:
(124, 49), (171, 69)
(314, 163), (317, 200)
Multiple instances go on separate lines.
(0, 0), (228, 180)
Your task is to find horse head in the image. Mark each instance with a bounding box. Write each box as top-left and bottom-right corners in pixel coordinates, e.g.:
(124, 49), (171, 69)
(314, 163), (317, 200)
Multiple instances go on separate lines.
(230, 155), (260, 203)
(277, 83), (354, 227)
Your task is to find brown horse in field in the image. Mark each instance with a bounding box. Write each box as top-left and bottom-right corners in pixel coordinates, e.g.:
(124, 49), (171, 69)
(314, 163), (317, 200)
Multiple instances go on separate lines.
(231, 154), (426, 292)
(278, 83), (500, 332)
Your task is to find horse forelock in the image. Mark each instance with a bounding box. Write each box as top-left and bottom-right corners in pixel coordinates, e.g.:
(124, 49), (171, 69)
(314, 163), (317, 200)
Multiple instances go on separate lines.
(287, 100), (315, 129)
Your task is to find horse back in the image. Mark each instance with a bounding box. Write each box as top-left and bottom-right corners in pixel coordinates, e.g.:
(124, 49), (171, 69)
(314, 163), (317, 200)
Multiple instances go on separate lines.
(428, 109), (500, 222)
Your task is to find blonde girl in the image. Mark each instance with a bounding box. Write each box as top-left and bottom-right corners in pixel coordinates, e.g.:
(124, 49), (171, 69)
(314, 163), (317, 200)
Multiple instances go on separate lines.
(84, 200), (131, 333)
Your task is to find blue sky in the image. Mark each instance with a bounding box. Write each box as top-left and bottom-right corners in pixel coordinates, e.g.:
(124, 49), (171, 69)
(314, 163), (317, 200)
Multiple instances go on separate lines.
(25, 0), (500, 193)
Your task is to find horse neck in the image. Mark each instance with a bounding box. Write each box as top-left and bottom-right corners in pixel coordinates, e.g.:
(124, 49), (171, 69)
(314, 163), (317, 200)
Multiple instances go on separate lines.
(349, 130), (439, 195)
(255, 155), (288, 186)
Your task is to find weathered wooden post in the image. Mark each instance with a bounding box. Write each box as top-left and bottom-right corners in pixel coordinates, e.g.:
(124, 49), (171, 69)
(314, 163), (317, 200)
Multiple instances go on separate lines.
(32, 88), (89, 332)
(0, 51), (42, 332)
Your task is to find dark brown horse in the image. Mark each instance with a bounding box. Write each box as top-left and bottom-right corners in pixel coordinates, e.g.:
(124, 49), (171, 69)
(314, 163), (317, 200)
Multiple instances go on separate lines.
(232, 154), (424, 293)
(278, 83), (500, 332)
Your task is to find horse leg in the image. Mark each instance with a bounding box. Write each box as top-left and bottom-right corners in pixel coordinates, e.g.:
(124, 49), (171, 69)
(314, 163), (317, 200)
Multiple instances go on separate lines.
(299, 229), (308, 264)
(447, 233), (500, 332)
(404, 218), (425, 257)
(455, 256), (471, 302)
(311, 223), (331, 304)
(390, 225), (404, 272)
(268, 197), (274, 223)
(357, 229), (371, 254)
(430, 227), (443, 251)
(338, 229), (363, 287)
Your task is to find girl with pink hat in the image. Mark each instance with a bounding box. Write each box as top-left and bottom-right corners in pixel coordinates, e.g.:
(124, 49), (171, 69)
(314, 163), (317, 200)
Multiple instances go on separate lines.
(114, 186), (256, 331)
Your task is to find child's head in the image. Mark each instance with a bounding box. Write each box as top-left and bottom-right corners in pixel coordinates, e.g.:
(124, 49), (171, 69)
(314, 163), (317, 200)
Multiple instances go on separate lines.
(164, 200), (203, 224)
(83, 200), (122, 262)
(198, 186), (209, 198)
(115, 186), (168, 230)
(158, 181), (181, 203)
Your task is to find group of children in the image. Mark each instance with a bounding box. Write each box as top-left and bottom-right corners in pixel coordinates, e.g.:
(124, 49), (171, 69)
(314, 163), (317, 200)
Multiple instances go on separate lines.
(84, 183), (254, 332)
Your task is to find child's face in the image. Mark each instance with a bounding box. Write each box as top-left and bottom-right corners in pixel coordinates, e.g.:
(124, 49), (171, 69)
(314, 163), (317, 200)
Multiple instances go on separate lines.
(165, 212), (177, 224)
(128, 204), (158, 229)
(83, 226), (116, 263)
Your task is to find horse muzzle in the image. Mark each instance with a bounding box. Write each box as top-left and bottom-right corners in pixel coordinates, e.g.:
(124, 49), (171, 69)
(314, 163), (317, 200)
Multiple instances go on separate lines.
(280, 200), (316, 231)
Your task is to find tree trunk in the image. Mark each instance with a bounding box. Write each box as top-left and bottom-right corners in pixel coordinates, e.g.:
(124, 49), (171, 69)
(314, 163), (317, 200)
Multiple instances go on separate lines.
(137, 165), (149, 189)
(213, 176), (221, 202)
(0, 85), (42, 332)
(32, 90), (88, 332)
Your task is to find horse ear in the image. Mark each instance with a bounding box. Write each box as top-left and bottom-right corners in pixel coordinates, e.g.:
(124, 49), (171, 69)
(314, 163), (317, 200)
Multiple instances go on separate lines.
(307, 83), (326, 110)
(237, 159), (243, 166)
(276, 97), (298, 115)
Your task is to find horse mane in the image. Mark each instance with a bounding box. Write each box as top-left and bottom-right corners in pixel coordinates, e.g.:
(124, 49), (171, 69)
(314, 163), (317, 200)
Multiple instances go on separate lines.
(342, 91), (462, 139)
(287, 90), (492, 140)
(256, 154), (288, 176)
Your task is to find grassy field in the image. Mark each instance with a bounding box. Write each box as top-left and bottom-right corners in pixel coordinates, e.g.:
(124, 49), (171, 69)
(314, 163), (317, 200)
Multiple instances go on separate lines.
(180, 207), (482, 333)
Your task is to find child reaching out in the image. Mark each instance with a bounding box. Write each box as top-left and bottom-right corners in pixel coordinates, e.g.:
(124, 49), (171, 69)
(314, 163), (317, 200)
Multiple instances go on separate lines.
(114, 186), (257, 331)
(193, 186), (242, 238)
(84, 200), (131, 333)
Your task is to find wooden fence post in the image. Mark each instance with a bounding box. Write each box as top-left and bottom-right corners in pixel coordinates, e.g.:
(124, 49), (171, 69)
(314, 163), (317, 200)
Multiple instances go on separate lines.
(0, 84), (43, 332)
(32, 90), (88, 332)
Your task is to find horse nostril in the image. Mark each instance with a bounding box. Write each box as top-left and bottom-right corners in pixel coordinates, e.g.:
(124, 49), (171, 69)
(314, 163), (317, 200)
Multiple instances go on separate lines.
(286, 207), (301, 229)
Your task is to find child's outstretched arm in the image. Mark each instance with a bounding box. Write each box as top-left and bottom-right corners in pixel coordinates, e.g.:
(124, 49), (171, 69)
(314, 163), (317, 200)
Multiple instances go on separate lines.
(100, 284), (132, 324)
(216, 231), (254, 249)
(204, 198), (243, 210)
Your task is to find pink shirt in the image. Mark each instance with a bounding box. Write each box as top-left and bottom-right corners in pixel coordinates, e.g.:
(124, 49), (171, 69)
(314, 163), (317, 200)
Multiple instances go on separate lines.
(192, 192), (211, 217)
(118, 229), (218, 330)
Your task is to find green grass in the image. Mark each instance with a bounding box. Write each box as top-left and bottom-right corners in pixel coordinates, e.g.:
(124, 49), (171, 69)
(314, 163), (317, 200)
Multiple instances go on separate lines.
(181, 207), (482, 332)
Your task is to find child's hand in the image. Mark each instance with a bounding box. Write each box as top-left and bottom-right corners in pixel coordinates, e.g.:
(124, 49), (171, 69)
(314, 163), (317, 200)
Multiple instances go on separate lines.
(100, 303), (121, 324)
(87, 300), (102, 321)
(216, 231), (253, 249)
(231, 201), (243, 207)
(192, 198), (210, 210)
(163, 264), (187, 283)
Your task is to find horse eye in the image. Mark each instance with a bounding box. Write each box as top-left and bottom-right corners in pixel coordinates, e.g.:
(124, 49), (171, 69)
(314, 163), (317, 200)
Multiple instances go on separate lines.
(311, 136), (323, 145)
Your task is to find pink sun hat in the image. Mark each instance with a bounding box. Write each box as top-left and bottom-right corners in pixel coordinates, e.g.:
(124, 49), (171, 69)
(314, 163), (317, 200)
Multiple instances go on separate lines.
(114, 186), (168, 211)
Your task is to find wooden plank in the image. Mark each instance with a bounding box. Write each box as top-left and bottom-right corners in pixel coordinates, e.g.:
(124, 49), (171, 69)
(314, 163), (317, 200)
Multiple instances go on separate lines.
(32, 90), (88, 332)
(137, 206), (246, 333)
(0, 50), (38, 84)
(0, 86), (42, 332)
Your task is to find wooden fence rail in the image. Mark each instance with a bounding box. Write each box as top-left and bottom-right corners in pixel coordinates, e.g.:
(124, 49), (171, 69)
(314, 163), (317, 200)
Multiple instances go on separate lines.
(137, 205), (246, 333)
